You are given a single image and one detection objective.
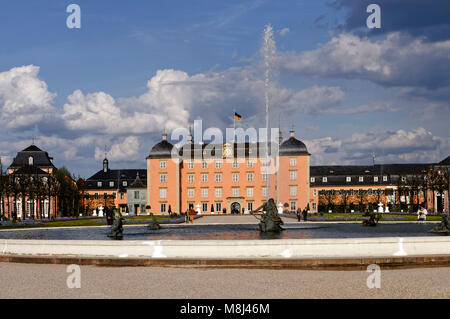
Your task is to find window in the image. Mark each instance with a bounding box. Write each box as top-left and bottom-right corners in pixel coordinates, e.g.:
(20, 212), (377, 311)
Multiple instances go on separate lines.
(359, 176), (364, 182)
(216, 202), (222, 212)
(232, 188), (239, 197)
(94, 193), (99, 199)
(134, 191), (140, 199)
(247, 187), (254, 197)
(123, 181), (128, 187)
(187, 189), (195, 198)
(290, 186), (297, 197)
(215, 161), (222, 169)
(310, 177), (315, 183)
(215, 188), (222, 198)
(202, 203), (208, 212)
(290, 158), (297, 166)
(322, 177), (328, 183)
(232, 173), (239, 182)
(97, 181), (102, 187)
(201, 161), (208, 169)
(247, 202), (253, 212)
(232, 161), (239, 168)
(401, 176), (406, 182)
(188, 161), (194, 169)
(28, 156), (33, 166)
(160, 161), (167, 169)
(290, 201), (297, 211)
(247, 160), (254, 168)
(314, 189), (318, 197)
(109, 181), (114, 187)
(383, 176), (388, 182)
(262, 187), (268, 197)
(215, 173), (222, 182)
(120, 193), (124, 200)
(160, 188), (167, 199)
(201, 188), (208, 198)
(312, 203), (317, 211)
(160, 174), (167, 183)
(290, 171), (297, 181)
(247, 173), (254, 182)
(262, 174), (268, 182)
(201, 173), (208, 183)
(160, 203), (166, 213)
(346, 176), (351, 182)
(187, 174), (194, 183)
(374, 176), (379, 182)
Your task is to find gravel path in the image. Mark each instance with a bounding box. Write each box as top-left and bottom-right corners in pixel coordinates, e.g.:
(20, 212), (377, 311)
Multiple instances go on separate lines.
(1, 262), (448, 299)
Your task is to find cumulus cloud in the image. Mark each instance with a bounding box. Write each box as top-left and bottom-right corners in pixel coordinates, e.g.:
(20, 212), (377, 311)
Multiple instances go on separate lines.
(0, 65), (56, 128)
(280, 32), (450, 89)
(306, 127), (450, 165)
(95, 136), (140, 162)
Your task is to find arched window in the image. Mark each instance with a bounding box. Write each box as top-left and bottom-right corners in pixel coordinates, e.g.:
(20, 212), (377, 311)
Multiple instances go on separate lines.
(28, 156), (34, 166)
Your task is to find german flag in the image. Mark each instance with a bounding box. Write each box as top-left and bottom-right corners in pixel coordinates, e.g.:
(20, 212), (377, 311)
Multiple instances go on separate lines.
(234, 112), (242, 120)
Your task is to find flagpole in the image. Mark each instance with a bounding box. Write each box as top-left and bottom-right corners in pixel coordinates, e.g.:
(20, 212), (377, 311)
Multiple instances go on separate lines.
(233, 109), (236, 143)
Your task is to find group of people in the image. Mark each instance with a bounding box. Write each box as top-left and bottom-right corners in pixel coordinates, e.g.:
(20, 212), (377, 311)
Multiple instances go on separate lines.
(296, 207), (308, 222)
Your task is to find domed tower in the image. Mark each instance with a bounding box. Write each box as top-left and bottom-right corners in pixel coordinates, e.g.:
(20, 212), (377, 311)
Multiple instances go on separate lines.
(277, 130), (311, 213)
(146, 134), (180, 215)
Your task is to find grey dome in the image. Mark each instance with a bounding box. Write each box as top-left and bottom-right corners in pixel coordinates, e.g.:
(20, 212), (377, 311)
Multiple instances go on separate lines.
(279, 132), (309, 156)
(148, 135), (176, 159)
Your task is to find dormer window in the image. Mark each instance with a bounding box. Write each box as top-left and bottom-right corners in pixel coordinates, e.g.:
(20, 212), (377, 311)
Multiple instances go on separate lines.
(322, 177), (328, 183)
(28, 156), (33, 166)
(310, 177), (315, 183)
(97, 181), (102, 187)
(123, 181), (128, 187)
(359, 176), (364, 182)
(374, 176), (379, 182)
(383, 176), (388, 182)
(109, 181), (114, 187)
(346, 177), (351, 182)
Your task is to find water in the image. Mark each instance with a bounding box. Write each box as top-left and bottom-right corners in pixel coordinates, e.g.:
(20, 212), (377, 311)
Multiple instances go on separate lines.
(0, 223), (439, 241)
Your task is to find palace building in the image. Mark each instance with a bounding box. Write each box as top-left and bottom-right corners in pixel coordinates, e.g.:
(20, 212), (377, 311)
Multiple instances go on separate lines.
(146, 131), (311, 215)
(84, 156), (147, 214)
(1, 145), (58, 219)
(145, 132), (449, 215)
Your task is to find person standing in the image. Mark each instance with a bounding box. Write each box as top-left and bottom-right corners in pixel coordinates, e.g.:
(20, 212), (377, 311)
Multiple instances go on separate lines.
(302, 207), (308, 222)
(296, 207), (302, 222)
(417, 205), (428, 221)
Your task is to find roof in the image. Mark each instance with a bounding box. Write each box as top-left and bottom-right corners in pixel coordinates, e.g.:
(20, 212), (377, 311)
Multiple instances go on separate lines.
(440, 156), (450, 165)
(11, 165), (49, 176)
(148, 139), (176, 159)
(279, 136), (310, 156)
(129, 173), (146, 188)
(9, 145), (55, 169)
(310, 163), (433, 187)
(85, 169), (147, 191)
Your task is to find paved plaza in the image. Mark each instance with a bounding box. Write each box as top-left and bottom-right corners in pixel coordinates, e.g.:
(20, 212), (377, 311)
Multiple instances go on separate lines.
(0, 262), (449, 299)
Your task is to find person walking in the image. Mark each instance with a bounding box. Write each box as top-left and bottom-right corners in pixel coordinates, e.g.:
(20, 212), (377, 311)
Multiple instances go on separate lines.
(296, 207), (302, 222)
(189, 207), (196, 224)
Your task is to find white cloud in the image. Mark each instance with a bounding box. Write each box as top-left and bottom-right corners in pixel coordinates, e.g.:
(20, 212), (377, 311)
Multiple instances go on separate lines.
(306, 127), (450, 165)
(280, 32), (450, 89)
(0, 65), (56, 128)
(279, 27), (290, 36)
(95, 136), (140, 162)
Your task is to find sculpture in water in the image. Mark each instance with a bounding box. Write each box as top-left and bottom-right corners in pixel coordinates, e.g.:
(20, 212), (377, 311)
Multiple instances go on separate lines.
(147, 214), (161, 230)
(429, 213), (450, 234)
(251, 198), (284, 232)
(362, 212), (381, 227)
(107, 209), (124, 240)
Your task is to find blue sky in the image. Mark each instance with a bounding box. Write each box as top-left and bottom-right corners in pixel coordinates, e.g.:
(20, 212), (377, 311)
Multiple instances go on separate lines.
(0, 0), (449, 177)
